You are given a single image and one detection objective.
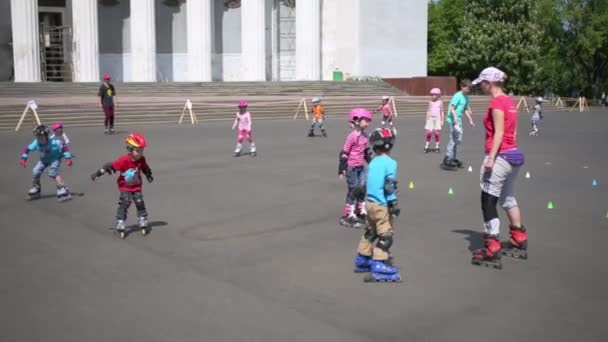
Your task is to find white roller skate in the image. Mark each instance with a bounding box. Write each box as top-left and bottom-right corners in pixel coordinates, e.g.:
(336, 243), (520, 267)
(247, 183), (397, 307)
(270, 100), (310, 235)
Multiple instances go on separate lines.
(26, 184), (41, 201)
(115, 219), (127, 239)
(234, 143), (242, 157)
(138, 216), (149, 236)
(250, 144), (257, 157)
(56, 186), (72, 202)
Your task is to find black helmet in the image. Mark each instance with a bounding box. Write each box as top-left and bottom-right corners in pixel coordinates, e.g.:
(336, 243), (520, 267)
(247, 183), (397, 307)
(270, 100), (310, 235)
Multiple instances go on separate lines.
(369, 127), (395, 150)
(33, 125), (50, 137)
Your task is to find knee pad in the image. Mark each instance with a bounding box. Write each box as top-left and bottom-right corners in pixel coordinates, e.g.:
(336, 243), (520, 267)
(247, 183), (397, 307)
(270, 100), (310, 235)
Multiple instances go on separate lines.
(363, 229), (377, 242)
(119, 193), (132, 208)
(481, 191), (499, 222)
(132, 192), (145, 209)
(500, 196), (518, 211)
(352, 185), (366, 198)
(376, 234), (393, 252)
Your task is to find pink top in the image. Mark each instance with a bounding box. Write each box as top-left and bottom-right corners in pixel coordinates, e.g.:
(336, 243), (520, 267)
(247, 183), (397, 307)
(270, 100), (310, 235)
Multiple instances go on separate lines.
(484, 95), (518, 153)
(342, 130), (369, 167)
(382, 103), (393, 118)
(427, 100), (442, 118)
(234, 111), (252, 131)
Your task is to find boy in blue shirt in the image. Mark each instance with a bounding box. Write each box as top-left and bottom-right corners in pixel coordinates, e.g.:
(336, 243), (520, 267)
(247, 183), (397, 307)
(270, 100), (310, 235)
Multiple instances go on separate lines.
(353, 127), (401, 282)
(20, 125), (73, 201)
(442, 79), (475, 170)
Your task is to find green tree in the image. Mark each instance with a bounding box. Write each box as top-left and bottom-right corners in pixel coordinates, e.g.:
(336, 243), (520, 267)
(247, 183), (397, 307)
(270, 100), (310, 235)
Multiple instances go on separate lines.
(449, 0), (543, 94)
(554, 0), (608, 98)
(427, 0), (466, 76)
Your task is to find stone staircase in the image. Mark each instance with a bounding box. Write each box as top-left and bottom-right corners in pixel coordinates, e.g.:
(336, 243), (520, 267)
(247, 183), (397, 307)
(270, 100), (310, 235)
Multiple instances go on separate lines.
(0, 81), (563, 130)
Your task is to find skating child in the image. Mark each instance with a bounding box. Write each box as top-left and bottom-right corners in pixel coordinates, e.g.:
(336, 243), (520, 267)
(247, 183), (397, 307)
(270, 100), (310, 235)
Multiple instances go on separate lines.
(232, 101), (256, 156)
(442, 79), (475, 170)
(307, 97), (327, 137)
(375, 96), (394, 127)
(338, 108), (373, 228)
(530, 97), (544, 136)
(90, 132), (154, 239)
(424, 88), (444, 153)
(20, 125), (73, 201)
(353, 127), (401, 282)
(50, 122), (70, 146)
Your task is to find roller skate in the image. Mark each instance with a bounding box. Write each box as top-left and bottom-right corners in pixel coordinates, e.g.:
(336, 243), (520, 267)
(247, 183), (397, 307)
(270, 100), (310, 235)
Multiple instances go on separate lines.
(56, 186), (72, 202)
(26, 184), (41, 201)
(321, 130), (327, 138)
(339, 215), (363, 229)
(424, 144), (430, 153)
(233, 144), (242, 157)
(471, 234), (502, 269)
(364, 260), (402, 282)
(433, 144), (440, 153)
(104, 128), (109, 135)
(453, 159), (464, 169)
(115, 219), (127, 239)
(138, 216), (149, 236)
(109, 128), (115, 135)
(307, 129), (315, 137)
(353, 253), (372, 273)
(502, 225), (528, 259)
(440, 157), (458, 171)
(250, 144), (257, 157)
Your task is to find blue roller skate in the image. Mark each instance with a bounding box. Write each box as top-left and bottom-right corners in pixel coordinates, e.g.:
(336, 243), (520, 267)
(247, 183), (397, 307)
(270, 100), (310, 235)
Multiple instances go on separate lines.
(364, 260), (402, 283)
(353, 253), (372, 273)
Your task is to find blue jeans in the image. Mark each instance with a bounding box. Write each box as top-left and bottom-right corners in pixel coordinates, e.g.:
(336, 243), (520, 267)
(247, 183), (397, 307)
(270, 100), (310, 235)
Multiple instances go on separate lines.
(345, 166), (366, 205)
(445, 121), (463, 160)
(32, 160), (61, 179)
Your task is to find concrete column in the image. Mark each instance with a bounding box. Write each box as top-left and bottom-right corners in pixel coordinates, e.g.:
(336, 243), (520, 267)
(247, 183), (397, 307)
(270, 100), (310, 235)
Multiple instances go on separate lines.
(10, 0), (41, 82)
(187, 0), (213, 82)
(72, 0), (100, 82)
(241, 0), (266, 81)
(296, 0), (321, 80)
(130, 0), (156, 81)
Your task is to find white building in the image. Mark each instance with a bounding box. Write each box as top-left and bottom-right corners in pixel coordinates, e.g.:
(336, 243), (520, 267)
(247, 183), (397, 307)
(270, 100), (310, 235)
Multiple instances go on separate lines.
(1, 0), (427, 82)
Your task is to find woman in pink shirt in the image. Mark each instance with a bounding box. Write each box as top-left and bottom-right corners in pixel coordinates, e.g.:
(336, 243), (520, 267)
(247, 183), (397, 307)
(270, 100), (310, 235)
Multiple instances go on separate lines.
(338, 108), (373, 228)
(424, 88), (444, 153)
(471, 67), (527, 270)
(232, 101), (256, 156)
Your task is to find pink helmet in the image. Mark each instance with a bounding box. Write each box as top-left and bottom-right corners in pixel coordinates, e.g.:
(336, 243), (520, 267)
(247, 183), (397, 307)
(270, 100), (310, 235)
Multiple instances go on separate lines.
(51, 122), (63, 131)
(348, 108), (373, 123)
(430, 88), (441, 95)
(103, 74), (111, 81)
(238, 101), (248, 107)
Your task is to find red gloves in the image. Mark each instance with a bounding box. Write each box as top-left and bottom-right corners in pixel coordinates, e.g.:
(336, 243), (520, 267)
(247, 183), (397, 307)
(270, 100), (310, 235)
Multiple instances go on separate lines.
(19, 159), (27, 168)
(66, 159), (73, 167)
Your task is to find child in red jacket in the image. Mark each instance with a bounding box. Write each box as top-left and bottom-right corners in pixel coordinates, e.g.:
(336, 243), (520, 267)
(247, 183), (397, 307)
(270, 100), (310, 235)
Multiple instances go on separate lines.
(90, 132), (154, 238)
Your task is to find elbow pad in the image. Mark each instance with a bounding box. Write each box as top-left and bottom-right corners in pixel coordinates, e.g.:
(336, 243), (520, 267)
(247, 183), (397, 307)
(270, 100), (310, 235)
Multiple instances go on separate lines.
(365, 147), (374, 164)
(384, 178), (398, 197)
(102, 162), (116, 174)
(338, 151), (348, 174)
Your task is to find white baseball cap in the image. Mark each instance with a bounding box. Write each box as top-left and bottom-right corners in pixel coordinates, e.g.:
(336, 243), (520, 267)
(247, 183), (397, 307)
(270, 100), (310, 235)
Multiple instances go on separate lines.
(472, 67), (506, 85)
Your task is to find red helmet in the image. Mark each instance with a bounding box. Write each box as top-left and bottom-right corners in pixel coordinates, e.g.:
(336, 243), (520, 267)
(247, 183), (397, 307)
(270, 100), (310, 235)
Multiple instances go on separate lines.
(103, 74), (111, 81)
(125, 132), (147, 149)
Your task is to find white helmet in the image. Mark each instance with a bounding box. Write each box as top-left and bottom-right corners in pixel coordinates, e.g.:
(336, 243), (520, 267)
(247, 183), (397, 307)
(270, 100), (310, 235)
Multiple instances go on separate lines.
(536, 97), (544, 103)
(382, 96), (390, 100)
(312, 97), (320, 103)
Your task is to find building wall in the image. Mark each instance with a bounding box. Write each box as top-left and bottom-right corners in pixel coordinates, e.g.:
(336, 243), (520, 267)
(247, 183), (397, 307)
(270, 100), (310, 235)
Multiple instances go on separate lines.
(0, 0), (12, 81)
(321, 0), (360, 80)
(6, 0), (428, 82)
(358, 0), (427, 78)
